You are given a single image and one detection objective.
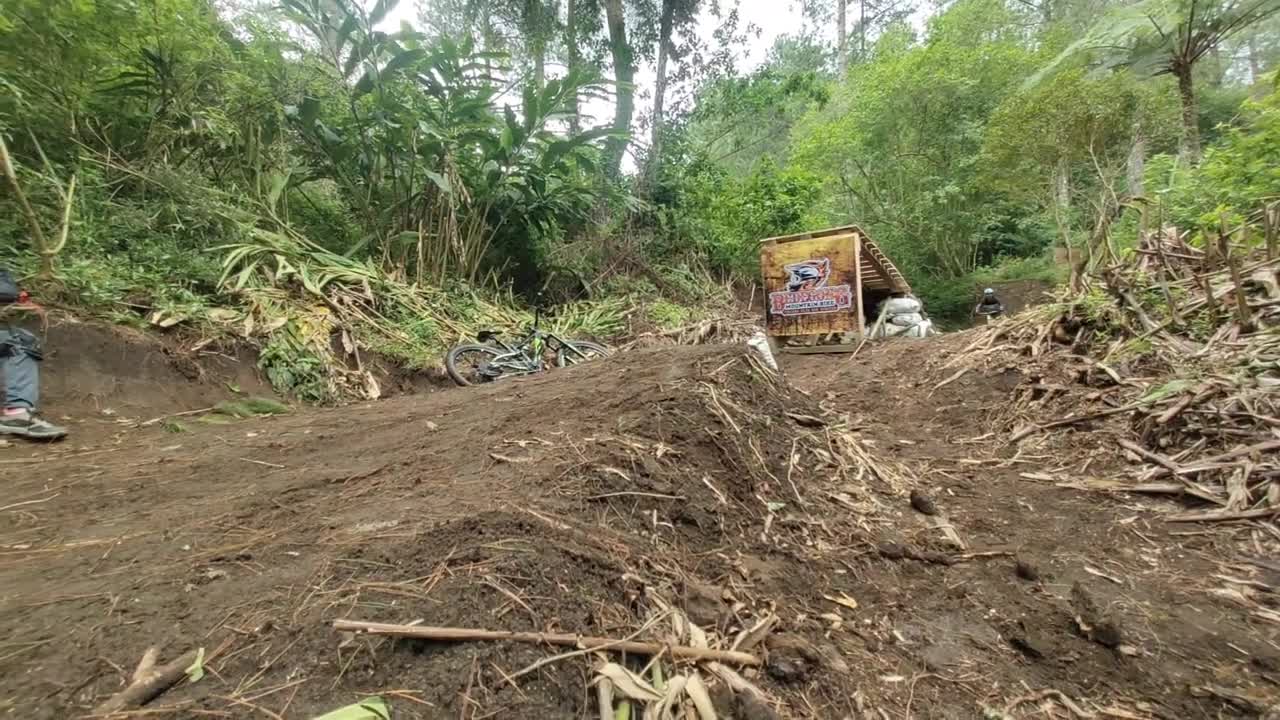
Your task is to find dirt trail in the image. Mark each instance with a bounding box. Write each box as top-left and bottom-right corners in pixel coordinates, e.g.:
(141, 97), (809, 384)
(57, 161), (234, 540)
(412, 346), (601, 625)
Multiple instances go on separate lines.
(1, 332), (1277, 719)
(787, 337), (1280, 717)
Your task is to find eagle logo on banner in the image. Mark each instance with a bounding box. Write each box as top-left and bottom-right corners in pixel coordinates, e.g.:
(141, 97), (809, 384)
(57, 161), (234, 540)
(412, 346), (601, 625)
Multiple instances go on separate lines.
(770, 257), (852, 317)
(783, 258), (831, 292)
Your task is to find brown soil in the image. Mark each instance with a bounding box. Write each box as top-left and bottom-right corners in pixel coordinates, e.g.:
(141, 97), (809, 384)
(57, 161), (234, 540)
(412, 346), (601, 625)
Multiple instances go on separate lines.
(1, 326), (1277, 719)
(21, 317), (273, 443)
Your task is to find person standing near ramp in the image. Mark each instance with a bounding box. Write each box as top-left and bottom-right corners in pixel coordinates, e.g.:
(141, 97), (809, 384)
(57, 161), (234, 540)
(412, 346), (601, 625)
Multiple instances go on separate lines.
(0, 267), (67, 440)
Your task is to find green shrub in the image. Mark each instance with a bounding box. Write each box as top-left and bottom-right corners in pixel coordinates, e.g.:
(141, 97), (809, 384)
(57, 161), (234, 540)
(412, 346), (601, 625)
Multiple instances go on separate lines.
(648, 300), (693, 329)
(1147, 85), (1280, 241)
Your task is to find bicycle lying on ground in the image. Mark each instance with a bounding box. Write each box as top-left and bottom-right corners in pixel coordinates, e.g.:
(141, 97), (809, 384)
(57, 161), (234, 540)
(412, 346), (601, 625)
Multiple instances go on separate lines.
(444, 307), (609, 387)
(976, 307), (1005, 325)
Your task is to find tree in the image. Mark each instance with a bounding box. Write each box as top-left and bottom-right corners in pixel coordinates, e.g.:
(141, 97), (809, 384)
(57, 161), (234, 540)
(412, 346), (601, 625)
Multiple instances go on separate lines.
(683, 36), (831, 176)
(1041, 0), (1280, 161)
(647, 0), (702, 183)
(803, 0), (916, 71)
(602, 0), (635, 177)
(838, 0), (848, 72)
(982, 69), (1180, 282)
(791, 0), (1040, 278)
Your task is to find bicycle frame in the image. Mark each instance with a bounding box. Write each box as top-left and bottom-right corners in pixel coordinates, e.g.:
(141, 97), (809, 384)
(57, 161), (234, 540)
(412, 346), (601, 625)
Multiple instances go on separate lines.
(469, 298), (596, 381)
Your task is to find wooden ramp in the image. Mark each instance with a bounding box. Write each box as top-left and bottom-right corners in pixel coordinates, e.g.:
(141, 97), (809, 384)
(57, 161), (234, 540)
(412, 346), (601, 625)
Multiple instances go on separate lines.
(759, 225), (912, 349)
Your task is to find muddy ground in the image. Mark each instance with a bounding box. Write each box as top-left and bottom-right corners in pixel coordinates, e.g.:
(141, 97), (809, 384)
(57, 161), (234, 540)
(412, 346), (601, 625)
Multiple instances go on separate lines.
(1, 324), (1277, 719)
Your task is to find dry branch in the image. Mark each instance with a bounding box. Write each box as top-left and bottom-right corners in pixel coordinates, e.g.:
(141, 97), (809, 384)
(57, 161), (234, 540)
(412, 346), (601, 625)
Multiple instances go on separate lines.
(94, 648), (199, 715)
(331, 620), (762, 666)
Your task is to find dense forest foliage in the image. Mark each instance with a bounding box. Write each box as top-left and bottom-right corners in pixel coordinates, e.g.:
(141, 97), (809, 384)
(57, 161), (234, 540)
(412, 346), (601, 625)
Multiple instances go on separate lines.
(1, 0), (1277, 399)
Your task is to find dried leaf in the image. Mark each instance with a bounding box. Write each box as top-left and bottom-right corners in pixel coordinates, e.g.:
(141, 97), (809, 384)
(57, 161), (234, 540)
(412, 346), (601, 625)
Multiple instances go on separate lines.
(262, 316), (289, 333)
(670, 610), (688, 644)
(822, 593), (859, 611)
(311, 696), (391, 720)
(362, 371), (381, 400)
(489, 452), (534, 464)
(731, 614), (777, 652)
(184, 647), (205, 683)
(685, 674), (717, 720)
(596, 677), (615, 720)
(596, 663), (661, 703)
(653, 675), (688, 720)
(687, 621), (709, 650)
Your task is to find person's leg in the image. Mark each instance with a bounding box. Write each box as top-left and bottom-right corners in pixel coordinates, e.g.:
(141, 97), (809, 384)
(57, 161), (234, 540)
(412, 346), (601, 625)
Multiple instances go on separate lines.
(0, 327), (65, 440)
(2, 327), (38, 409)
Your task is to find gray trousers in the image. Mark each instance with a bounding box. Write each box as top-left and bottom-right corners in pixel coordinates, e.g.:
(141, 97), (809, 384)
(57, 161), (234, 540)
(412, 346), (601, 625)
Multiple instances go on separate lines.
(0, 326), (41, 410)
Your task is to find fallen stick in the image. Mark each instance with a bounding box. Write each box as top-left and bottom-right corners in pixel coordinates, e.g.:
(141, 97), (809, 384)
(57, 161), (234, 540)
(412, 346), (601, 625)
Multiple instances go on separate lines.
(1147, 439), (1280, 479)
(138, 407), (216, 427)
(1010, 402), (1144, 442)
(95, 648), (199, 715)
(930, 368), (969, 394)
(1003, 688), (1094, 719)
(1125, 481), (1227, 506)
(1118, 439), (1183, 473)
(1155, 386), (1215, 425)
(332, 620), (762, 666)
(1166, 507), (1280, 523)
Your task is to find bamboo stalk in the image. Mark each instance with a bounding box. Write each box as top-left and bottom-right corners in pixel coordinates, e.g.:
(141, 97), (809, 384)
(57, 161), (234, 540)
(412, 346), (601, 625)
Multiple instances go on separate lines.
(332, 620), (762, 666)
(0, 134), (49, 252)
(1266, 203), (1277, 261)
(1226, 249), (1253, 332)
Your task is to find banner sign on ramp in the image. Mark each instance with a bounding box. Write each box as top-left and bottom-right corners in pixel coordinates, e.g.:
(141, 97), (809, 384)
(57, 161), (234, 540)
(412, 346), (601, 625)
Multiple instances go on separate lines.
(762, 235), (861, 337)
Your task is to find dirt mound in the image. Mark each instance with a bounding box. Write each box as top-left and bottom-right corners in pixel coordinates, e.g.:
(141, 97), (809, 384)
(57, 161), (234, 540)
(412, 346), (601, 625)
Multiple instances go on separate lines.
(3, 334), (1278, 719)
(1, 345), (895, 719)
(16, 315), (449, 446)
(27, 317), (271, 436)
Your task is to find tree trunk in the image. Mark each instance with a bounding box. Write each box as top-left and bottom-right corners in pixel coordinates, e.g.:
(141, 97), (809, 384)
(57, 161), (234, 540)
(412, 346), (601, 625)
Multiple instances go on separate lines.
(1175, 64), (1201, 163)
(1126, 123), (1145, 199)
(524, 0), (546, 104)
(565, 0), (581, 132)
(859, 0), (866, 57)
(1249, 38), (1266, 98)
(648, 0), (676, 183)
(1051, 158), (1079, 290)
(837, 0), (847, 74)
(1127, 122), (1147, 232)
(604, 0), (634, 178)
(481, 12), (495, 78)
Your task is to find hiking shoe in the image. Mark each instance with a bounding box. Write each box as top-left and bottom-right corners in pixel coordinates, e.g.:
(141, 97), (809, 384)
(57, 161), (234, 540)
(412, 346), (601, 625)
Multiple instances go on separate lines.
(0, 410), (67, 440)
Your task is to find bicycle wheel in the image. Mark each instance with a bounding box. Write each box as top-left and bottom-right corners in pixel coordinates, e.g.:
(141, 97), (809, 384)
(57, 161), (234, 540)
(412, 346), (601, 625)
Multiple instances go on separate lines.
(556, 340), (610, 368)
(445, 344), (504, 387)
